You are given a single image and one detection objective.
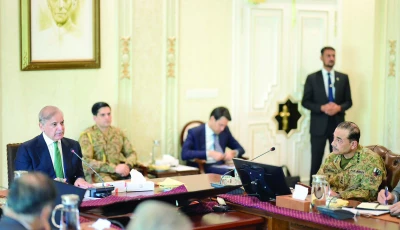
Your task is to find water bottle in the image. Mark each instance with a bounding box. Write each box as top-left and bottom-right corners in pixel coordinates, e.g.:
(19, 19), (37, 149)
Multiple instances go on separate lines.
(51, 194), (80, 230)
(152, 140), (162, 164)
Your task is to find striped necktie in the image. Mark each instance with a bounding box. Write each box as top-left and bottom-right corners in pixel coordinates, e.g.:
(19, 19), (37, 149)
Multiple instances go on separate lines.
(53, 141), (64, 178)
(213, 134), (224, 153)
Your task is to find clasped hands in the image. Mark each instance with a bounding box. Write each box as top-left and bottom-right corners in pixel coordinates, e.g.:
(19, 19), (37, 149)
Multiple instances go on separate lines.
(321, 102), (341, 116)
(208, 150), (236, 161)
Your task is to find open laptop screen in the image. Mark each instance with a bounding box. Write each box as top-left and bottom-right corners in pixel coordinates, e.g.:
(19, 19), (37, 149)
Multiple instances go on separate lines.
(233, 158), (291, 201)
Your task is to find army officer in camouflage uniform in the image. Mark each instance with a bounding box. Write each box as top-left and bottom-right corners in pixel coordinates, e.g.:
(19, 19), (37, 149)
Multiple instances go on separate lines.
(317, 121), (386, 201)
(79, 102), (138, 183)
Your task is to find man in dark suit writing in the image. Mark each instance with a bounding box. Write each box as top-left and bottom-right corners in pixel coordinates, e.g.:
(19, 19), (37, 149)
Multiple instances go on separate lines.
(302, 47), (353, 184)
(181, 106), (245, 174)
(15, 105), (92, 188)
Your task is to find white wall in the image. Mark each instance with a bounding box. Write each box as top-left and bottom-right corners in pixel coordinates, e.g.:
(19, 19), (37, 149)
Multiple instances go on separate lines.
(0, 0), (398, 187)
(340, 0), (385, 145)
(0, 0), (120, 187)
(178, 0), (234, 130)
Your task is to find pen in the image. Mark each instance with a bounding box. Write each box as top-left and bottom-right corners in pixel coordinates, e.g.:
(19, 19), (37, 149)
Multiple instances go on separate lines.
(385, 186), (389, 205)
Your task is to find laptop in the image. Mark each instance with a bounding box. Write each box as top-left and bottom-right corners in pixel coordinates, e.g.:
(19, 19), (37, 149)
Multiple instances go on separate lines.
(51, 181), (86, 229)
(233, 158), (291, 201)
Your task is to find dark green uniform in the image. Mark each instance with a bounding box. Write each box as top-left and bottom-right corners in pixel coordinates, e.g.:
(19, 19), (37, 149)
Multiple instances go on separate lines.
(317, 145), (386, 201)
(79, 125), (137, 183)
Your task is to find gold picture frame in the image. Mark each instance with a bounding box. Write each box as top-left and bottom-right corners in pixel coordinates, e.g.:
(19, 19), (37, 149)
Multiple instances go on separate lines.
(20, 0), (100, 70)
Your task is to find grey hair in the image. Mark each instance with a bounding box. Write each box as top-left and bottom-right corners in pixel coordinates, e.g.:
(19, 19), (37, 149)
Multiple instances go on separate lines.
(38, 106), (62, 124)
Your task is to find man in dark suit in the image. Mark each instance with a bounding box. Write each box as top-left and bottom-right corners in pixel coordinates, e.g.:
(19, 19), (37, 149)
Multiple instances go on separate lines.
(181, 107), (245, 174)
(15, 105), (92, 188)
(0, 172), (56, 229)
(302, 46), (352, 184)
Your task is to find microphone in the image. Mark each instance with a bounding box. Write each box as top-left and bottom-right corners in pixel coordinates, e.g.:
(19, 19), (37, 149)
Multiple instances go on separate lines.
(216, 147), (276, 186)
(71, 149), (114, 198)
(250, 147), (275, 162)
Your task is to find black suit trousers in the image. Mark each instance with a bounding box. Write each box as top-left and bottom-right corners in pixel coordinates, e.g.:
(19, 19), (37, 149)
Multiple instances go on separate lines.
(309, 116), (337, 185)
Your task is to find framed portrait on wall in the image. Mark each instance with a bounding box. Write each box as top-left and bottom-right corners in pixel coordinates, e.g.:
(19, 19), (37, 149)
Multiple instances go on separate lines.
(20, 0), (100, 70)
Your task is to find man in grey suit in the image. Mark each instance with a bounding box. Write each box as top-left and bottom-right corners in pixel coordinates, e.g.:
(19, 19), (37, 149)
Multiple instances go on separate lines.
(378, 182), (400, 214)
(302, 46), (353, 185)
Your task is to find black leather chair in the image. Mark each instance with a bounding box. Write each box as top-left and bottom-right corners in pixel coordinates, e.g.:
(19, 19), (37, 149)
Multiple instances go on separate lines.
(7, 143), (21, 187)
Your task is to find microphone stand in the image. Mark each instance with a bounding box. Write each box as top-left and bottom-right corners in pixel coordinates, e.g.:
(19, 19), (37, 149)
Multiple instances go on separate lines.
(71, 149), (114, 198)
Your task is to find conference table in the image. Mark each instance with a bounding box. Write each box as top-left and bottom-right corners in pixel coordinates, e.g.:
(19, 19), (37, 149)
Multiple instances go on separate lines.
(81, 174), (400, 230)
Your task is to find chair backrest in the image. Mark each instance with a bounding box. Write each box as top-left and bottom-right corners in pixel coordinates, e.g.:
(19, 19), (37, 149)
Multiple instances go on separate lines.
(7, 143), (21, 187)
(180, 120), (204, 146)
(366, 145), (400, 191)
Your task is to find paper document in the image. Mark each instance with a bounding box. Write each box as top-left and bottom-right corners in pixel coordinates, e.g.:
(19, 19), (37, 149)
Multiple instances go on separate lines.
(376, 205), (391, 210)
(171, 165), (198, 172)
(342, 207), (389, 216)
(356, 202), (392, 210)
(211, 164), (235, 169)
(158, 178), (184, 189)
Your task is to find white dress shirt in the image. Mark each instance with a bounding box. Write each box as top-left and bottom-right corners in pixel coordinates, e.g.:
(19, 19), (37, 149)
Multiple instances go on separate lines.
(42, 133), (65, 176)
(205, 124), (217, 163)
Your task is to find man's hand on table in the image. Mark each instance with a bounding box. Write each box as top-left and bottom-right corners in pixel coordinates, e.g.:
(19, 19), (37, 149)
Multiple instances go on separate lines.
(390, 202), (400, 215)
(74, 178), (94, 189)
(115, 164), (130, 177)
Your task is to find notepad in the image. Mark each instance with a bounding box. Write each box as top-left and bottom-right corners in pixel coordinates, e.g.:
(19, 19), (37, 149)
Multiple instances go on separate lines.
(342, 207), (389, 216)
(157, 178), (184, 190)
(356, 202), (391, 210)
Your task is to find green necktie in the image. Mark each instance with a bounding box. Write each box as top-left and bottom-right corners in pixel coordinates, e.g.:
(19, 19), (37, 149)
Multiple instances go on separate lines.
(53, 141), (64, 178)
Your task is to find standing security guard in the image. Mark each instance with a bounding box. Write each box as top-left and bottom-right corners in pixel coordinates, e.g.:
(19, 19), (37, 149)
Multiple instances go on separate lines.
(317, 121), (386, 201)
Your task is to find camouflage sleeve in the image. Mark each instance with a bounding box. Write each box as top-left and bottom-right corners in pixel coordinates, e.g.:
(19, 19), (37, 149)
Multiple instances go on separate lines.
(340, 156), (386, 201)
(121, 132), (138, 167)
(79, 132), (116, 174)
(316, 157), (330, 175)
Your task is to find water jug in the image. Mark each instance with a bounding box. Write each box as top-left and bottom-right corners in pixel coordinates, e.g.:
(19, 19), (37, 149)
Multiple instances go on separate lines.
(310, 174), (330, 212)
(51, 194), (81, 230)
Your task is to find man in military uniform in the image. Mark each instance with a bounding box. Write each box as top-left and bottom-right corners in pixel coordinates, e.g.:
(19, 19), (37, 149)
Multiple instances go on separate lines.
(317, 121), (386, 201)
(79, 102), (138, 182)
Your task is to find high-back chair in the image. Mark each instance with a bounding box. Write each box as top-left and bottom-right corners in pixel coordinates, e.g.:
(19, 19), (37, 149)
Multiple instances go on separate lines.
(366, 145), (400, 191)
(180, 120), (204, 146)
(180, 121), (206, 173)
(7, 143), (22, 187)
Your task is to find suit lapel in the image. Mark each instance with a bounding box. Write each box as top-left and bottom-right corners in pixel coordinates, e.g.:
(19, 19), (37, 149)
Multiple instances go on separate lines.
(316, 71), (329, 101)
(334, 71), (343, 101)
(199, 124), (206, 150)
(36, 134), (56, 178)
